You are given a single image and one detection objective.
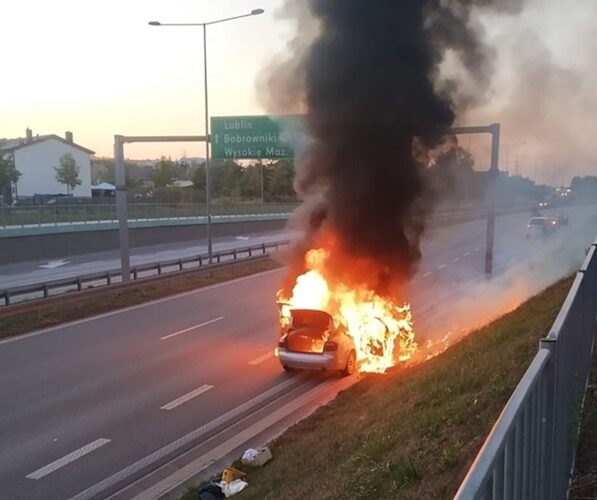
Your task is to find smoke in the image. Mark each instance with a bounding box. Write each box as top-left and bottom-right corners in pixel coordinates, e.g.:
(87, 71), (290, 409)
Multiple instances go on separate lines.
(461, 0), (597, 181)
(261, 0), (524, 296)
(415, 207), (597, 357)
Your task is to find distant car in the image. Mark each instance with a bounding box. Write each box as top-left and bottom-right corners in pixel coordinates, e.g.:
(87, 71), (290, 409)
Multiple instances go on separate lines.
(554, 214), (569, 226)
(277, 309), (357, 377)
(526, 216), (556, 238)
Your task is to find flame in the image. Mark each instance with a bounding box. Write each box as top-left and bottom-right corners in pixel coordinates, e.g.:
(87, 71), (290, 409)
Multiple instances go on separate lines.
(277, 248), (416, 373)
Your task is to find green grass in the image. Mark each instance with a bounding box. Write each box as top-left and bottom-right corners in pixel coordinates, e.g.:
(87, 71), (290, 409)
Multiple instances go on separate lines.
(0, 258), (281, 339)
(185, 276), (574, 500)
(569, 350), (597, 499)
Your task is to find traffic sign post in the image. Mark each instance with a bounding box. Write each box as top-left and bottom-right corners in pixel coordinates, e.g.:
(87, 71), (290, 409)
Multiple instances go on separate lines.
(210, 115), (309, 160)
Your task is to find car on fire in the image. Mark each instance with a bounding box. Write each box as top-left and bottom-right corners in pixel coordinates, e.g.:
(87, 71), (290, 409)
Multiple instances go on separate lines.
(277, 308), (357, 377)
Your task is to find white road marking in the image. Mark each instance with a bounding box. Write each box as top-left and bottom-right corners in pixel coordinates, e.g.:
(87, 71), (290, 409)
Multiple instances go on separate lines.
(26, 438), (111, 480)
(161, 385), (214, 411)
(68, 375), (305, 500)
(127, 377), (353, 500)
(464, 252), (472, 257)
(160, 317), (224, 340)
(248, 351), (274, 366)
(437, 264), (447, 270)
(38, 259), (70, 269)
(451, 257), (460, 263)
(0, 269), (282, 347)
(474, 247), (481, 252)
(421, 271), (432, 278)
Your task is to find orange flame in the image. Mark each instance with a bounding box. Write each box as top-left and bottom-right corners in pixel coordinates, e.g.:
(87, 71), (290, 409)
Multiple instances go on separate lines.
(277, 248), (416, 373)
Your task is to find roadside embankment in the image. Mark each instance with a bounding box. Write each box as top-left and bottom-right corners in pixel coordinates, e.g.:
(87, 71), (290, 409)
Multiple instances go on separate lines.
(183, 276), (574, 500)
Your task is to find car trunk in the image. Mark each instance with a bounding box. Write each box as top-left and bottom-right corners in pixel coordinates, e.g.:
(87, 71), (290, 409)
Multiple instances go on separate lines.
(286, 327), (330, 354)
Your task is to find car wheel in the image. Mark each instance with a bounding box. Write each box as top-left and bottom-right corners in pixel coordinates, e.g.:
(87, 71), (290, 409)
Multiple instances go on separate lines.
(341, 350), (357, 377)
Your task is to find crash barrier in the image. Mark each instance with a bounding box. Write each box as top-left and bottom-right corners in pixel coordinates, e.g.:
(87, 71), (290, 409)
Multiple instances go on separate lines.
(454, 238), (597, 500)
(0, 239), (290, 307)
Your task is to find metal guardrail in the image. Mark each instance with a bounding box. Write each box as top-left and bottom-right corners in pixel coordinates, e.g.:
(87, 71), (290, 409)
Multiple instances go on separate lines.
(0, 239), (290, 307)
(455, 237), (597, 500)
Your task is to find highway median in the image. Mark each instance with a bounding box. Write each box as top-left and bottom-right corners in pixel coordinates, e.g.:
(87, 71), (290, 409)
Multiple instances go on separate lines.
(0, 256), (281, 340)
(181, 276), (574, 500)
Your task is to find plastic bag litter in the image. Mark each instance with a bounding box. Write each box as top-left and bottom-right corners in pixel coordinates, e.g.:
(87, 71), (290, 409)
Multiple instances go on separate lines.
(218, 479), (249, 497)
(241, 448), (259, 462)
(241, 446), (272, 466)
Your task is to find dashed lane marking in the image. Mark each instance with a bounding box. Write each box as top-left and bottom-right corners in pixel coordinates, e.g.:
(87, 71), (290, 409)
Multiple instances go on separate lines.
(161, 385), (214, 411)
(248, 351), (275, 366)
(160, 317), (224, 340)
(26, 438), (111, 480)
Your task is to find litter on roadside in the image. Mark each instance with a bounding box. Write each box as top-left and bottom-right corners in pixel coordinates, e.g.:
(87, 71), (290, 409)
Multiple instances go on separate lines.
(219, 478), (249, 497)
(241, 446), (272, 466)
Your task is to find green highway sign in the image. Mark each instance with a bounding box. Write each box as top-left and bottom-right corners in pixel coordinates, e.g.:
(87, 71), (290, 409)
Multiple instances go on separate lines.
(210, 115), (309, 160)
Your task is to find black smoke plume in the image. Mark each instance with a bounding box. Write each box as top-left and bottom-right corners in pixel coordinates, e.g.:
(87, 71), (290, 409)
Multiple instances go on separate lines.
(276, 0), (523, 295)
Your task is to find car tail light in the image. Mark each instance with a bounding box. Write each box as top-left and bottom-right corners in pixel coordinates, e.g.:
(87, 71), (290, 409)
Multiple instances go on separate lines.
(323, 341), (338, 352)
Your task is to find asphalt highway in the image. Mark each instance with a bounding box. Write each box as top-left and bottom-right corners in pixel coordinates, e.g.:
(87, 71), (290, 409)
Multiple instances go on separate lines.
(0, 204), (595, 499)
(0, 229), (293, 290)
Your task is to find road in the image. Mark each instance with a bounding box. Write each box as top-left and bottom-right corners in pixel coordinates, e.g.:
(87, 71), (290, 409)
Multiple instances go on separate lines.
(0, 229), (293, 290)
(0, 205), (595, 499)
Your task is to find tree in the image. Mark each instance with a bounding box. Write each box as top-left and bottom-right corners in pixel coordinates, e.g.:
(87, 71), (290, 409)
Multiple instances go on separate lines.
(54, 153), (81, 195)
(268, 159), (295, 199)
(0, 146), (20, 203)
(150, 157), (179, 188)
(93, 158), (139, 188)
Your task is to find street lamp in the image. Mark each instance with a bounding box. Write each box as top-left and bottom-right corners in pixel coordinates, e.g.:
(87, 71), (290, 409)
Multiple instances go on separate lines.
(149, 8), (265, 263)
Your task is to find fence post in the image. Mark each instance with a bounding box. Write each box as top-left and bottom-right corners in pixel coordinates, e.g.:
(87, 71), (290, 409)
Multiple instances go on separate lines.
(539, 339), (557, 500)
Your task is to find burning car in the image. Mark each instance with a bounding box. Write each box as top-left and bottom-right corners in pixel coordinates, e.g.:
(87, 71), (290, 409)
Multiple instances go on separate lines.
(275, 248), (417, 375)
(277, 308), (357, 376)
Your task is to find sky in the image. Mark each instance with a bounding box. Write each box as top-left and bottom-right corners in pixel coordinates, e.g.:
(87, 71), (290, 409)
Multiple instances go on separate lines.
(2, 0), (595, 184)
(1, 0), (291, 159)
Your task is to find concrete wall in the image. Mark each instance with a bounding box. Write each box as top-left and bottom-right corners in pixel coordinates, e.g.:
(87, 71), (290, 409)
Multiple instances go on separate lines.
(1, 219), (287, 264)
(15, 138), (92, 197)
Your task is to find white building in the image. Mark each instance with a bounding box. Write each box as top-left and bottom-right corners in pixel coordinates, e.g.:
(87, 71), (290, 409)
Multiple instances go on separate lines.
(1, 129), (94, 199)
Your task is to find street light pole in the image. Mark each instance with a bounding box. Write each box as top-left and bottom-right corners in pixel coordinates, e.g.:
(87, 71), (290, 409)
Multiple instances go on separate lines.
(149, 8), (264, 263)
(202, 24), (213, 262)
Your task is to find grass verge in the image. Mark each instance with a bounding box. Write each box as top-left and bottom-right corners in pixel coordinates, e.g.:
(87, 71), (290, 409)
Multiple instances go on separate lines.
(183, 276), (574, 500)
(0, 257), (281, 340)
(570, 347), (597, 499)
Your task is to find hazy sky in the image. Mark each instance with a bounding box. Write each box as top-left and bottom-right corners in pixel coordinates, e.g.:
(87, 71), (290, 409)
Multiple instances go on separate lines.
(1, 0), (291, 158)
(2, 0), (595, 184)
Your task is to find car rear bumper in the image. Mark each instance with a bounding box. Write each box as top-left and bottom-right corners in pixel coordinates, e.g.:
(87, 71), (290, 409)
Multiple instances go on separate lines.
(278, 349), (342, 371)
